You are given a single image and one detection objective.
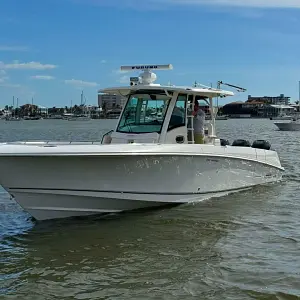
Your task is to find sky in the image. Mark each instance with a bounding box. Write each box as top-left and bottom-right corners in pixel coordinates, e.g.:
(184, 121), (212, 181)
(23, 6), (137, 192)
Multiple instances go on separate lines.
(1, 0), (300, 108)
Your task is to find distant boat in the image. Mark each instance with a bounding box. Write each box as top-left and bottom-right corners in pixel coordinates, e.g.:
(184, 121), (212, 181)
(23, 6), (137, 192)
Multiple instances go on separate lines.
(23, 116), (41, 120)
(5, 116), (21, 121)
(46, 115), (63, 120)
(270, 114), (292, 120)
(106, 112), (121, 119)
(274, 118), (300, 131)
(205, 115), (228, 120)
(273, 82), (300, 126)
(67, 115), (91, 121)
(67, 91), (92, 121)
(216, 115), (228, 120)
(6, 96), (21, 121)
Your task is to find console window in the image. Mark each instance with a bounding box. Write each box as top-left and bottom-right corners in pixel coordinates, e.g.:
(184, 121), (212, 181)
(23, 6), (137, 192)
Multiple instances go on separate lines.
(117, 93), (171, 134)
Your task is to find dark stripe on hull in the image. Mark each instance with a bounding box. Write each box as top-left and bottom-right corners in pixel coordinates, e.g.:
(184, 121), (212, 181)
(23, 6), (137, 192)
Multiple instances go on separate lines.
(8, 185), (267, 196)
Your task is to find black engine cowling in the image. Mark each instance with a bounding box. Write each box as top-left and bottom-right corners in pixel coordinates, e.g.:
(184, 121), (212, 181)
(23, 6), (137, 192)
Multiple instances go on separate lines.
(232, 139), (251, 147)
(251, 140), (271, 150)
(220, 139), (230, 146)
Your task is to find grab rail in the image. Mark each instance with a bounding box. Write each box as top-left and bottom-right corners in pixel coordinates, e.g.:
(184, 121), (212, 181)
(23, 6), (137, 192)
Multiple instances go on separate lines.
(5, 130), (116, 146)
(6, 140), (103, 146)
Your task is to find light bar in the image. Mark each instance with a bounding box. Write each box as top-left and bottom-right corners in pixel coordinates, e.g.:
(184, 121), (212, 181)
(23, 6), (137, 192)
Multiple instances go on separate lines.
(120, 64), (173, 72)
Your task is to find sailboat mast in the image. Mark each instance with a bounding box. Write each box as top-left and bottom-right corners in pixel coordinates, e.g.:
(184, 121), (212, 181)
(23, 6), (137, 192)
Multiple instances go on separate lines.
(12, 96), (15, 117)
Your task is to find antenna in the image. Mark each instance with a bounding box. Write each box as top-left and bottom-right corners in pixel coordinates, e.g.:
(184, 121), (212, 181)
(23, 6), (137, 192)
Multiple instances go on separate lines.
(119, 64), (173, 85)
(298, 80), (300, 103)
(217, 81), (247, 92)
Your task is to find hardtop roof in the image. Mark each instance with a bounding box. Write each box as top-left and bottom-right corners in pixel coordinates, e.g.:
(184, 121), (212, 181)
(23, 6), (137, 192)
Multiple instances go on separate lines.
(99, 84), (234, 98)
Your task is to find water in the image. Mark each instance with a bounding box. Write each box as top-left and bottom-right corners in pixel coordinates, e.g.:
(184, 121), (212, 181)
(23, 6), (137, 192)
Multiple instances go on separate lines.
(1, 119), (300, 299)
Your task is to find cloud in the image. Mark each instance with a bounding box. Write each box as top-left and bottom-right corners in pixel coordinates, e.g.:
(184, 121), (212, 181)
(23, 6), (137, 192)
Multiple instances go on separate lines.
(0, 76), (9, 83)
(0, 83), (36, 102)
(0, 45), (29, 52)
(0, 83), (22, 88)
(113, 68), (132, 84)
(0, 60), (57, 70)
(166, 0), (300, 8)
(70, 0), (168, 10)
(101, 59), (107, 63)
(112, 69), (129, 74)
(118, 75), (130, 84)
(0, 69), (9, 83)
(64, 79), (99, 88)
(30, 75), (55, 80)
(70, 0), (300, 8)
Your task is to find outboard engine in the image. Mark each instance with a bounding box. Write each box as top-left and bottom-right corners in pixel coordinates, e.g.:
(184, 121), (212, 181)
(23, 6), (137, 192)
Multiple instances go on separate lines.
(232, 139), (251, 147)
(220, 139), (230, 146)
(251, 140), (271, 150)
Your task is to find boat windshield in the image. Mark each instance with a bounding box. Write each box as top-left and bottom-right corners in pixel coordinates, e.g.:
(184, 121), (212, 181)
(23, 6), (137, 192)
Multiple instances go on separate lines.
(117, 93), (171, 134)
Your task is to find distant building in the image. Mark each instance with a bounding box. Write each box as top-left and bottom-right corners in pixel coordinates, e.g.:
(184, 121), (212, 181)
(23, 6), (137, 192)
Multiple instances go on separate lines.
(98, 93), (127, 110)
(223, 99), (295, 118)
(247, 94), (290, 105)
(222, 101), (260, 117)
(223, 93), (293, 118)
(20, 104), (48, 115)
(37, 105), (48, 114)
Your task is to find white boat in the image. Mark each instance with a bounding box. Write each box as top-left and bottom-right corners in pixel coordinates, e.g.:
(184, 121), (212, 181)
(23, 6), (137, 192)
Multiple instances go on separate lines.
(274, 118), (300, 131)
(5, 116), (21, 121)
(67, 115), (91, 121)
(216, 115), (228, 120)
(0, 64), (284, 221)
(270, 114), (292, 120)
(23, 116), (41, 120)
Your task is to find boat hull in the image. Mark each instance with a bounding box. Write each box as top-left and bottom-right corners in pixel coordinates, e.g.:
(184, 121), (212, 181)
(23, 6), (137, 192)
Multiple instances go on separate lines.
(67, 117), (91, 121)
(0, 151), (283, 220)
(270, 116), (292, 120)
(274, 122), (300, 131)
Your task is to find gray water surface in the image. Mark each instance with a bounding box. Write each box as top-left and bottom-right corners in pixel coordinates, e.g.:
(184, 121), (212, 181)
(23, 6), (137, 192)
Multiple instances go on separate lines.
(0, 119), (299, 299)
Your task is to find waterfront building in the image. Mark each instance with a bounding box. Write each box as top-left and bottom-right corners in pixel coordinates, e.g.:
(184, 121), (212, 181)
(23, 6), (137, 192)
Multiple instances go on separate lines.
(98, 93), (127, 110)
(222, 95), (295, 118)
(247, 94), (290, 105)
